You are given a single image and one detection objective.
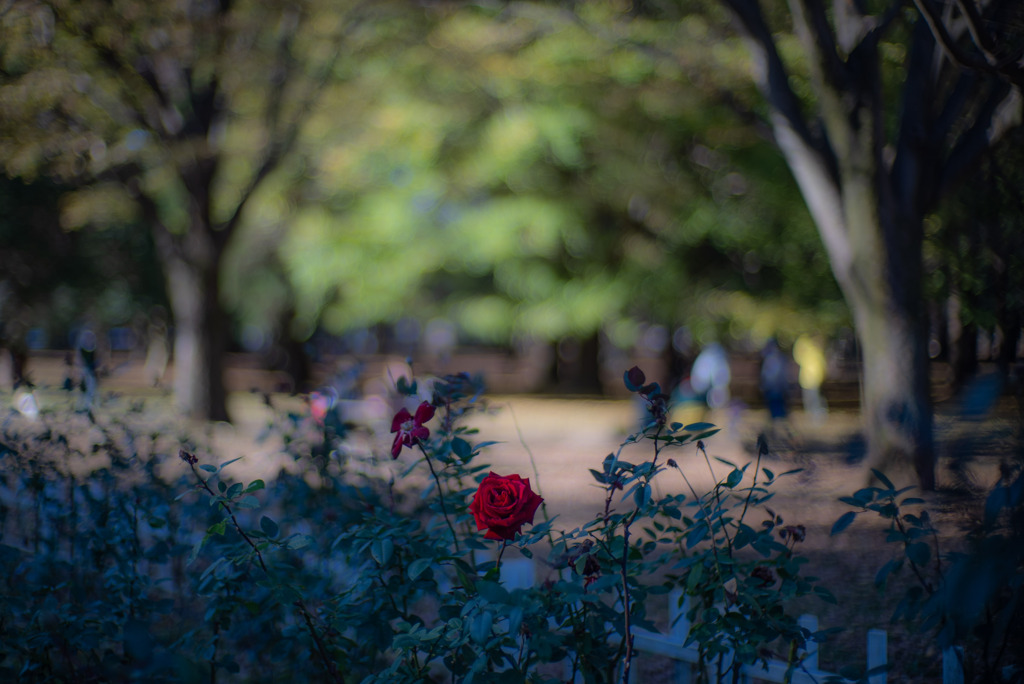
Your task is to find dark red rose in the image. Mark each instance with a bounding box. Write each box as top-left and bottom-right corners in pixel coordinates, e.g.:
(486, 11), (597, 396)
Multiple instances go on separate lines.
(469, 472), (544, 541)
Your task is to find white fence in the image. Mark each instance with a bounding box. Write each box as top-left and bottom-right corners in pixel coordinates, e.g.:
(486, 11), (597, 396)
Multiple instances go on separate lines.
(498, 558), (964, 684)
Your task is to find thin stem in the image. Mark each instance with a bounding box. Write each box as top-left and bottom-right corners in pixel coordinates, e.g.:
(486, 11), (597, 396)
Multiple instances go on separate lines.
(417, 442), (461, 555)
(510, 403), (555, 534)
(698, 441), (734, 555)
(185, 459), (341, 683)
(188, 462), (268, 573)
(295, 600), (340, 682)
(209, 624), (218, 684)
(620, 424), (664, 683)
(671, 460), (727, 588)
(738, 438), (766, 527)
(892, 504), (934, 594)
(495, 539), (508, 572)
(620, 519), (635, 684)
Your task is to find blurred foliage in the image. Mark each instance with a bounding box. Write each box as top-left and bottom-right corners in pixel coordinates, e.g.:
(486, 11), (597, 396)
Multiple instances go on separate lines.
(1, 0), (859, 360)
(927, 127), (1024, 369)
(0, 175), (165, 353)
(264, 2), (848, 349)
(835, 465), (1024, 683)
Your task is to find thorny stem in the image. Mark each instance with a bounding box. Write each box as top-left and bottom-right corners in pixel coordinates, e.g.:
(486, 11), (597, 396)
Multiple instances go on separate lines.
(296, 600), (339, 682)
(417, 442), (461, 555)
(620, 424), (664, 684)
(185, 457), (341, 683)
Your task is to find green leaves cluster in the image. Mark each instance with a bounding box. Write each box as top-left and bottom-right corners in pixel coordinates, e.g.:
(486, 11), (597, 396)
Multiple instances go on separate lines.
(833, 466), (1024, 682)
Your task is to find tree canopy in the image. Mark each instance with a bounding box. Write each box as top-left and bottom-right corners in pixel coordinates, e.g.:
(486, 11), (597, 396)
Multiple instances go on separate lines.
(272, 2), (844, 353)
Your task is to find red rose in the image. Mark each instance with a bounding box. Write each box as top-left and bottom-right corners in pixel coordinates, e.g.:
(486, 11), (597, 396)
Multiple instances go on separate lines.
(390, 401), (435, 458)
(470, 472), (543, 541)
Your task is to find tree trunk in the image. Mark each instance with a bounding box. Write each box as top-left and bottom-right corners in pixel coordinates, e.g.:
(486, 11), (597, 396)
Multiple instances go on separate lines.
(849, 275), (936, 489)
(159, 223), (231, 422)
(819, 154), (936, 489)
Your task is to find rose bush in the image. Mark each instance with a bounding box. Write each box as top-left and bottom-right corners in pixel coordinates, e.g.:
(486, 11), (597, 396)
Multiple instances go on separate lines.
(469, 472), (544, 541)
(0, 366), (838, 683)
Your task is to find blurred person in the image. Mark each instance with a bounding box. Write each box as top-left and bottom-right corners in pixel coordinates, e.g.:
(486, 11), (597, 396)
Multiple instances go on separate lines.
(793, 333), (828, 424)
(13, 383), (39, 420)
(690, 342), (731, 411)
(760, 338), (796, 447)
(76, 328), (99, 408)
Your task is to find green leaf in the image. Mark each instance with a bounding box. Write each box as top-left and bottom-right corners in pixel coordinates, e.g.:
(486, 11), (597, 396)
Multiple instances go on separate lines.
(188, 535), (207, 565)
(470, 611), (493, 644)
(208, 520), (228, 536)
(234, 495), (260, 510)
(830, 511), (857, 536)
(874, 559), (902, 587)
(852, 487), (876, 503)
(725, 468), (743, 488)
(686, 521), (708, 548)
(508, 605), (524, 637)
(476, 580), (509, 604)
(452, 437), (473, 460)
(370, 538), (394, 565)
(408, 558), (433, 580)
(871, 469), (895, 490)
(219, 457), (243, 470)
(286, 535), (313, 550)
(260, 516), (279, 539)
(906, 541), (930, 566)
(813, 586), (838, 604)
(199, 464), (217, 473)
(633, 483), (651, 509)
(686, 562), (704, 591)
(244, 479), (265, 494)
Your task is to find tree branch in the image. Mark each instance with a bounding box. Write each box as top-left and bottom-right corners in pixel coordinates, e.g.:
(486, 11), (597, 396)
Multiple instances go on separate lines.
(45, 2), (155, 131)
(937, 80), (1021, 205)
(790, 0), (844, 87)
(913, 0), (1024, 90)
(721, 0), (831, 166)
(953, 0), (1003, 68)
(720, 0), (849, 273)
(219, 3), (373, 239)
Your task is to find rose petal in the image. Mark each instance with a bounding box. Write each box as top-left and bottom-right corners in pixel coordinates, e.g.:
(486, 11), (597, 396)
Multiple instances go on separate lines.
(413, 401), (435, 425)
(391, 408), (412, 433)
